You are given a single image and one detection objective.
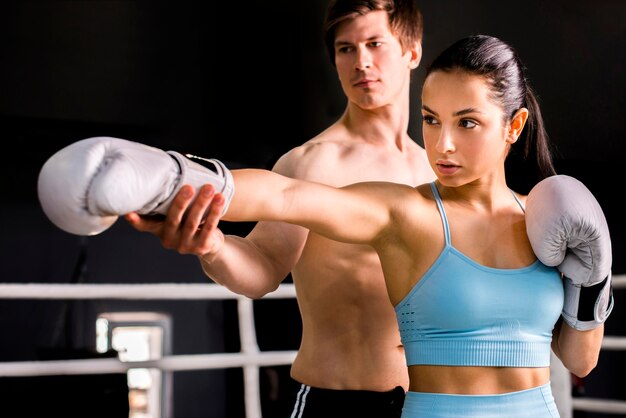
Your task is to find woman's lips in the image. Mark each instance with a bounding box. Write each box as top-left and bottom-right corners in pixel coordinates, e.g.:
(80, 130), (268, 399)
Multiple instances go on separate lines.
(436, 163), (460, 175)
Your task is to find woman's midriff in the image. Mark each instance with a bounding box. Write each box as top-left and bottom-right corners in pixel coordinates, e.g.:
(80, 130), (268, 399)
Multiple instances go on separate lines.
(408, 365), (551, 394)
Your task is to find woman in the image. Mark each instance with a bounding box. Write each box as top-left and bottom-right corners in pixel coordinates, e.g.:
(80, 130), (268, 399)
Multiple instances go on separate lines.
(137, 35), (607, 417)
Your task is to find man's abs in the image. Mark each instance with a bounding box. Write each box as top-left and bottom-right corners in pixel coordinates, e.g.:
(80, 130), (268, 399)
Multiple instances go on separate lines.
(290, 236), (409, 391)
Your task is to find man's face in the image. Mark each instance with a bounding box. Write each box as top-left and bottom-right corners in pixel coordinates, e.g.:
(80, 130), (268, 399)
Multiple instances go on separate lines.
(333, 10), (416, 110)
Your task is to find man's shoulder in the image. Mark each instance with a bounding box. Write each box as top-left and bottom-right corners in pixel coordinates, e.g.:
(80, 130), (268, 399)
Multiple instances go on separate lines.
(273, 136), (351, 179)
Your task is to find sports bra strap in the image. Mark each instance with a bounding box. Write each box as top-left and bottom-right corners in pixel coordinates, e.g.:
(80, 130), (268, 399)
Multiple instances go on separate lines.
(429, 182), (524, 245)
(510, 189), (525, 213)
(429, 182), (450, 246)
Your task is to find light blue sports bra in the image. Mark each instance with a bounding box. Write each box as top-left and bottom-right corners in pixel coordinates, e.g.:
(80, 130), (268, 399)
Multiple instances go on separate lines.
(395, 182), (564, 367)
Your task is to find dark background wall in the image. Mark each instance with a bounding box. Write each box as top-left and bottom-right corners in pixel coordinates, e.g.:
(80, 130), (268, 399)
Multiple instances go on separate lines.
(0, 1), (624, 417)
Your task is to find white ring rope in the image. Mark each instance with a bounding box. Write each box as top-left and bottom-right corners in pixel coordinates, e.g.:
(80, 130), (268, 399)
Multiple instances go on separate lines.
(0, 351), (297, 377)
(572, 398), (626, 414)
(0, 275), (621, 299)
(0, 283), (297, 418)
(0, 276), (623, 417)
(612, 274), (626, 289)
(238, 298), (263, 416)
(601, 336), (626, 350)
(0, 282), (297, 299)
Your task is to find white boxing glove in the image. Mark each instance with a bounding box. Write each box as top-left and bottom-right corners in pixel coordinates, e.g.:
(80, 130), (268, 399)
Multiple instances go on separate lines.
(526, 174), (614, 331)
(37, 136), (234, 236)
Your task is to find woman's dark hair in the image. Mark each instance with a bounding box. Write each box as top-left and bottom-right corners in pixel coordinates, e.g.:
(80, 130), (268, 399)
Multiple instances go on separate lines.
(426, 35), (556, 184)
(323, 0), (423, 66)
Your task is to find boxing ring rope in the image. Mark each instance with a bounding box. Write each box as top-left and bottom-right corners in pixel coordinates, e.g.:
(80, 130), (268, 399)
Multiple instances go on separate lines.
(0, 275), (624, 416)
(0, 282), (298, 418)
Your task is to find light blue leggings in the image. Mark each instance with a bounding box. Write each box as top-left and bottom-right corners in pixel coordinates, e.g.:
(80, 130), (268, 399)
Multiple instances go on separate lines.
(402, 383), (559, 417)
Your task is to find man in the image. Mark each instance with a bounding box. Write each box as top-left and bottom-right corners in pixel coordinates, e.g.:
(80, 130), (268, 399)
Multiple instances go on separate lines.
(127, 1), (435, 416)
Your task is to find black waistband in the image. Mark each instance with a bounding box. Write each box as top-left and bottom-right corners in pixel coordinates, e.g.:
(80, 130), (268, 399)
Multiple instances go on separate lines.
(289, 379), (406, 417)
(292, 379), (405, 402)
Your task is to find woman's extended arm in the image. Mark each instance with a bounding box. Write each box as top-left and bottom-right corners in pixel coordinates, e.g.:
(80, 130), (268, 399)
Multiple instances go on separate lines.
(223, 168), (403, 246)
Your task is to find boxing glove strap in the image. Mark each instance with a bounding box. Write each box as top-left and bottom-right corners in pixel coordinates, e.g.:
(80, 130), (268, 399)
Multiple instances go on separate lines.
(149, 151), (234, 217)
(183, 153), (220, 174)
(562, 273), (614, 331)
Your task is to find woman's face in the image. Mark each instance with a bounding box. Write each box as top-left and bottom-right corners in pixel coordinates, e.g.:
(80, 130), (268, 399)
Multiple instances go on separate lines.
(421, 69), (512, 187)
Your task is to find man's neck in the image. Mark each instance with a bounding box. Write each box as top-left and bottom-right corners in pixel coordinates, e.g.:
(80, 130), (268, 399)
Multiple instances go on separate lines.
(340, 103), (412, 149)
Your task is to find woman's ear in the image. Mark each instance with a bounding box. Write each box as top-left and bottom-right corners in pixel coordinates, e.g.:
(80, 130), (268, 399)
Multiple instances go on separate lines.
(507, 108), (529, 143)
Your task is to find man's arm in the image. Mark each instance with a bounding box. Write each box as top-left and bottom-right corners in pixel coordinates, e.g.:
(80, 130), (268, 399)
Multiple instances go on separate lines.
(126, 184), (309, 299)
(126, 147), (314, 298)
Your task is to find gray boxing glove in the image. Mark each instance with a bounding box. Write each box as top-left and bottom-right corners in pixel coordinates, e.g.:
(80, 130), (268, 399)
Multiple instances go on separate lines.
(526, 175), (614, 331)
(38, 136), (234, 236)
